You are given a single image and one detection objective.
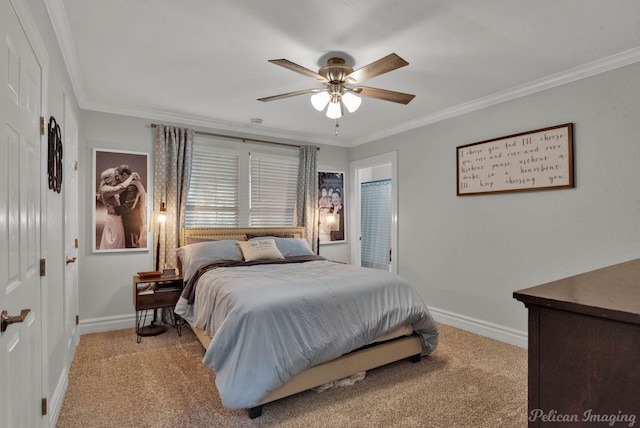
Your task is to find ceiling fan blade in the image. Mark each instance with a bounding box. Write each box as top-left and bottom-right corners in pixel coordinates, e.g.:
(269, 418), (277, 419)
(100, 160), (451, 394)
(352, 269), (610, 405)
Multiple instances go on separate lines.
(258, 88), (321, 102)
(268, 59), (330, 84)
(345, 53), (409, 84)
(353, 86), (415, 105)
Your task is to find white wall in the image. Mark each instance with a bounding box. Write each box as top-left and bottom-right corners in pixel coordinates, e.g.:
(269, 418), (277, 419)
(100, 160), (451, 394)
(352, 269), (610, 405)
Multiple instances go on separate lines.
(350, 61), (640, 341)
(77, 111), (351, 332)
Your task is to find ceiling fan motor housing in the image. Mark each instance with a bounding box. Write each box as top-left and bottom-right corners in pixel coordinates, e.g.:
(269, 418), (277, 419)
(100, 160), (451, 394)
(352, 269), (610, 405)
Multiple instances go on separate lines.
(319, 58), (354, 83)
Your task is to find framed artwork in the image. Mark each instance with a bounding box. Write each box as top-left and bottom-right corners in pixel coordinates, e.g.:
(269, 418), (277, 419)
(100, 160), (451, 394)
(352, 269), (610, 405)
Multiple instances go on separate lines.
(318, 171), (346, 244)
(457, 123), (574, 196)
(93, 148), (150, 252)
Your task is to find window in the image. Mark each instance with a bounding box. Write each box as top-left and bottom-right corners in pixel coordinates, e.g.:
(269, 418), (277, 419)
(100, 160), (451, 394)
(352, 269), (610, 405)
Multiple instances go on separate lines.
(184, 146), (240, 227)
(184, 137), (298, 228)
(250, 153), (298, 226)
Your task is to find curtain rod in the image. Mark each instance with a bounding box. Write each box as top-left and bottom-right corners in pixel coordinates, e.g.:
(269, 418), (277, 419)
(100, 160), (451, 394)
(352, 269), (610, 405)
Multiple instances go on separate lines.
(150, 123), (318, 150)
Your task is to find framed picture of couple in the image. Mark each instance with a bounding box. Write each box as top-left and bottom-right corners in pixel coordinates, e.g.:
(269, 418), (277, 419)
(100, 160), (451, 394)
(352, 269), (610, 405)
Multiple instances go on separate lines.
(318, 171), (346, 244)
(93, 148), (150, 253)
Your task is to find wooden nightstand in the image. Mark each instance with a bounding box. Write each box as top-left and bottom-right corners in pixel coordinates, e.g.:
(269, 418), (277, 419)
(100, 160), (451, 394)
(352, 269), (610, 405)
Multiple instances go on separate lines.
(133, 273), (184, 343)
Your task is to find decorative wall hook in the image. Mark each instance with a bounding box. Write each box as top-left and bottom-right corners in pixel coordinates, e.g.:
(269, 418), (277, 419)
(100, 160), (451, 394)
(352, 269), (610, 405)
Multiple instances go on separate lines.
(48, 116), (63, 193)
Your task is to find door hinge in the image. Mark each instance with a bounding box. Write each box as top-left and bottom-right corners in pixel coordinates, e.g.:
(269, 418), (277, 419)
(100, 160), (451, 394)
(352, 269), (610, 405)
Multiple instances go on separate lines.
(75, 238), (79, 249)
(40, 117), (45, 136)
(74, 160), (78, 171)
(40, 259), (46, 276)
(76, 315), (79, 325)
(41, 397), (47, 416)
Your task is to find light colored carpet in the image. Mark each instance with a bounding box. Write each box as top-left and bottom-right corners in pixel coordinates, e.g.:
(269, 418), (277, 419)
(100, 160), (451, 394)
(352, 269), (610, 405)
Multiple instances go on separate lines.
(56, 323), (527, 427)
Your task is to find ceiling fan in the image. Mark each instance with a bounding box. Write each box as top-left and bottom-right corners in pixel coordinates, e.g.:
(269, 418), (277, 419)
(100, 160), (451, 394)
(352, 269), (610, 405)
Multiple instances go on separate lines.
(258, 53), (415, 126)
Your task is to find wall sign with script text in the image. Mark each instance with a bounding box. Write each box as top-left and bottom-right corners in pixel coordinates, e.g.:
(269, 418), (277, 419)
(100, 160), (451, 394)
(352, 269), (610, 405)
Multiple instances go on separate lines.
(457, 123), (574, 196)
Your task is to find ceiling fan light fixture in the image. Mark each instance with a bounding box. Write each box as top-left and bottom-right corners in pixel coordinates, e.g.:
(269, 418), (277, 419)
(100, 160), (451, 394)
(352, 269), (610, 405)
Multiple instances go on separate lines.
(310, 91), (330, 111)
(341, 91), (361, 113)
(260, 53), (414, 131)
(326, 100), (343, 119)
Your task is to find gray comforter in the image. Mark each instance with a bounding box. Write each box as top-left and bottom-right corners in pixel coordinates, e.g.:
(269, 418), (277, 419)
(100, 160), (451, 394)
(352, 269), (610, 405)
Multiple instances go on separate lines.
(174, 258), (439, 409)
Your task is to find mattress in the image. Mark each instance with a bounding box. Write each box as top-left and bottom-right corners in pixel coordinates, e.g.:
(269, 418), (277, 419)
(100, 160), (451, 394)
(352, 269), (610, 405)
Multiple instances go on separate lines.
(175, 257), (439, 408)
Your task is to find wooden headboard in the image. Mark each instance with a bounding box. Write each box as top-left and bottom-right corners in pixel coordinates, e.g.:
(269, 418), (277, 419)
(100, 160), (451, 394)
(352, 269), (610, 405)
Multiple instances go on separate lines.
(180, 227), (306, 247)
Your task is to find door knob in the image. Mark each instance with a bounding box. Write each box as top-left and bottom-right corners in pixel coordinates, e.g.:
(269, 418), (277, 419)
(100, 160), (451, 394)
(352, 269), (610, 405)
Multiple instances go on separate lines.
(1, 309), (31, 332)
(66, 257), (77, 264)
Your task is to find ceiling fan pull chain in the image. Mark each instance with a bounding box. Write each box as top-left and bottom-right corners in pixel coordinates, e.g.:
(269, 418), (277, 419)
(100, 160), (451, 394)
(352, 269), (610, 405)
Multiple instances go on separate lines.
(334, 119), (340, 136)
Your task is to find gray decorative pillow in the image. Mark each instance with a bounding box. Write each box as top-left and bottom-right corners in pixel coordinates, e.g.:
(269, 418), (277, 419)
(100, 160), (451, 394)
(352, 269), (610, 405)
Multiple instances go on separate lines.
(177, 240), (243, 281)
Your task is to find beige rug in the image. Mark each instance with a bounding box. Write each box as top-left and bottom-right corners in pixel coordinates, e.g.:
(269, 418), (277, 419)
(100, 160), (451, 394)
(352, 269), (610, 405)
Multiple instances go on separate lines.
(56, 323), (527, 427)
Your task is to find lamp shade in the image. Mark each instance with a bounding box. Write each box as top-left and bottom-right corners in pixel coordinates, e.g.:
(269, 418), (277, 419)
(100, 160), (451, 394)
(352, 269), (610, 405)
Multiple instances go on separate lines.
(310, 91), (330, 111)
(342, 92), (362, 113)
(157, 202), (167, 223)
(326, 101), (343, 119)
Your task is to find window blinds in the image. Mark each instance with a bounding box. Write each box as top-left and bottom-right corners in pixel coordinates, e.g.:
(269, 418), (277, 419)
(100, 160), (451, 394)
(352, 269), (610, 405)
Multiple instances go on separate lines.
(249, 153), (298, 227)
(361, 179), (392, 270)
(184, 142), (298, 228)
(184, 150), (240, 227)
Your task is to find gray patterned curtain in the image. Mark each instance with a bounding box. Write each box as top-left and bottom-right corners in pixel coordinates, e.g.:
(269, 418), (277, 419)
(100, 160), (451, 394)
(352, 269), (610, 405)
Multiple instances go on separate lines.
(153, 125), (194, 271)
(293, 145), (319, 253)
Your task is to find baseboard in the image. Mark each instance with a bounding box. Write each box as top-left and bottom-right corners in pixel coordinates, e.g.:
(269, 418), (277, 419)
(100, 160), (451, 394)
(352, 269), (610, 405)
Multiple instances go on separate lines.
(78, 309), (528, 348)
(48, 367), (69, 427)
(79, 314), (136, 335)
(429, 307), (528, 349)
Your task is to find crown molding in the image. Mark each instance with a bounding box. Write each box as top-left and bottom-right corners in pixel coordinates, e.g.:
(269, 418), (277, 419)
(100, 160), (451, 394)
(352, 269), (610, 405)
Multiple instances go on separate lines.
(349, 46), (640, 147)
(46, 0), (345, 148)
(46, 0), (640, 149)
(81, 98), (344, 147)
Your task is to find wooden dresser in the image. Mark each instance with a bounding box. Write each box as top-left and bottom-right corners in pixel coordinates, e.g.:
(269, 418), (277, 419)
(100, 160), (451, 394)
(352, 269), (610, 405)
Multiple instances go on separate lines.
(513, 259), (640, 427)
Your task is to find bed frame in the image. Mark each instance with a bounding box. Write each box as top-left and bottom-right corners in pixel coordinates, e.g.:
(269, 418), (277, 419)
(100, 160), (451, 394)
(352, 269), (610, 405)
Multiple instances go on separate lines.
(180, 227), (424, 419)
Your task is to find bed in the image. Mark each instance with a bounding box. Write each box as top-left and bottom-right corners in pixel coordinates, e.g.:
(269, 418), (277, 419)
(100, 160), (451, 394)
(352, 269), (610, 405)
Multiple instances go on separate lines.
(174, 227), (439, 418)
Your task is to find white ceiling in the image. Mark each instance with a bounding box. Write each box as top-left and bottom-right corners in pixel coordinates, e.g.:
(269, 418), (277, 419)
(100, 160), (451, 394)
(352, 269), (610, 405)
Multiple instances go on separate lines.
(47, 0), (640, 146)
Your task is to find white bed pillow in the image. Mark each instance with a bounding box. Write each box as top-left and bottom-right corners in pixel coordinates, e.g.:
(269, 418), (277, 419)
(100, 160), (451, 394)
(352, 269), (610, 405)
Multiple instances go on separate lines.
(177, 240), (243, 281)
(238, 239), (285, 262)
(248, 236), (314, 257)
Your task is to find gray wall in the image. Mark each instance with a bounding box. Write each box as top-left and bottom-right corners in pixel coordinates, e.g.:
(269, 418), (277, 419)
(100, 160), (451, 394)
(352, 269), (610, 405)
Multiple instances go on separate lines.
(350, 61), (640, 334)
(77, 112), (350, 330)
(78, 113), (155, 326)
(77, 61), (640, 341)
